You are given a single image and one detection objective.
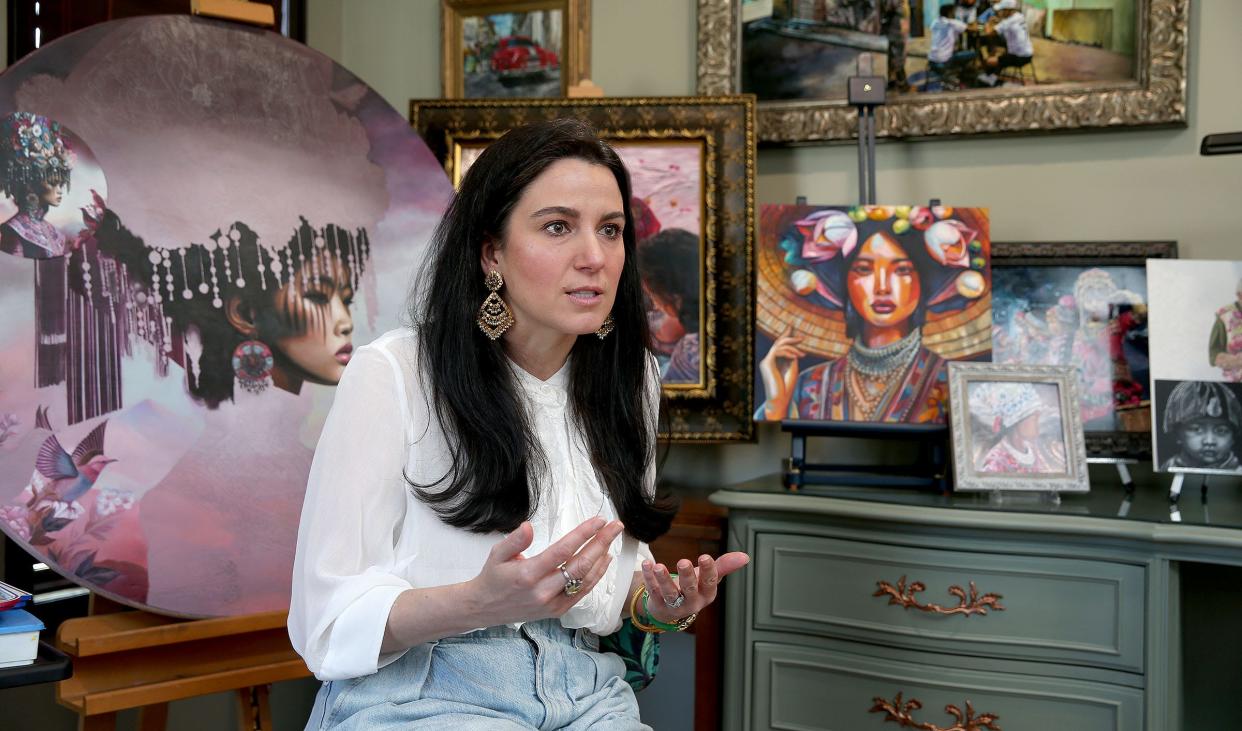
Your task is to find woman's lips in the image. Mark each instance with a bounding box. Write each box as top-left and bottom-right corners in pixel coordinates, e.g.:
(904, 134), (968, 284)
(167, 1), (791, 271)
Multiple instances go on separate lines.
(335, 343), (353, 365)
(871, 301), (896, 314)
(567, 289), (603, 305)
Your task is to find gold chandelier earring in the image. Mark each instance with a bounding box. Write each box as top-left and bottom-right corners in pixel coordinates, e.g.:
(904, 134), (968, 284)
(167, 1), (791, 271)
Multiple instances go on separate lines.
(477, 269), (515, 340)
(595, 313), (615, 339)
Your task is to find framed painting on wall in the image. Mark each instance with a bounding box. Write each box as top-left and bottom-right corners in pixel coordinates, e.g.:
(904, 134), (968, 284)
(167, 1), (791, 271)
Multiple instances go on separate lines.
(441, 0), (590, 99)
(991, 240), (1177, 458)
(411, 96), (757, 442)
(696, 0), (1189, 143)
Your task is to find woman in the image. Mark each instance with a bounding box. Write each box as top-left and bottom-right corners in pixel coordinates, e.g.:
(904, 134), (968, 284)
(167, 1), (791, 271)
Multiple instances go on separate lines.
(758, 225), (951, 422)
(97, 213), (368, 407)
(0, 111), (74, 259)
(288, 119), (748, 729)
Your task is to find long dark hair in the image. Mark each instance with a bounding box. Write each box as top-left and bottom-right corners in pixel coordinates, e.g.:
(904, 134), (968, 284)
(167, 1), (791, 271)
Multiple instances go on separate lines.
(410, 118), (676, 543)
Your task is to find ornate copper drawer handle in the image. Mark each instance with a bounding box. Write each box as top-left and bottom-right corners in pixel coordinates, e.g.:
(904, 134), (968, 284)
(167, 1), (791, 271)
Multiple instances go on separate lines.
(873, 576), (1005, 616)
(870, 692), (1002, 731)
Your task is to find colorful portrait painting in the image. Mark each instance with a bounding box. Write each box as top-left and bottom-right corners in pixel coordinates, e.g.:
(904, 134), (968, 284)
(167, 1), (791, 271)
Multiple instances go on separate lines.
(993, 265), (1149, 434)
(458, 140), (706, 388)
(0, 16), (452, 616)
(743, 0), (1137, 98)
(755, 204), (992, 424)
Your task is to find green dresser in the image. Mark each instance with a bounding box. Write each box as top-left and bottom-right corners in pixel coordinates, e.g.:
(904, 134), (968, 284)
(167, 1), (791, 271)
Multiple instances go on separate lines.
(713, 467), (1242, 731)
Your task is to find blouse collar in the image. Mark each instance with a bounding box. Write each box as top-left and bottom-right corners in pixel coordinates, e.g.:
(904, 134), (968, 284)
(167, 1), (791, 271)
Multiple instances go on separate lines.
(507, 355), (571, 409)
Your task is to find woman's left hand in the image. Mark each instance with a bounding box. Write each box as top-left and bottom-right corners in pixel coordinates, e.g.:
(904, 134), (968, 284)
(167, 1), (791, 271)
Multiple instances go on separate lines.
(639, 552), (750, 625)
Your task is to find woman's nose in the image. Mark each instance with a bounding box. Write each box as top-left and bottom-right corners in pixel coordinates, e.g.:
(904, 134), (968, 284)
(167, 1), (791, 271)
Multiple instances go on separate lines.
(576, 233), (606, 270)
(333, 294), (354, 336)
(874, 266), (891, 294)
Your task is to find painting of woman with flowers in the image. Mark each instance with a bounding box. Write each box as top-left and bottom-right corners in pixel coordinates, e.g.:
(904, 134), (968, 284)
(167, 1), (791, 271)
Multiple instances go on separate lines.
(755, 204), (992, 423)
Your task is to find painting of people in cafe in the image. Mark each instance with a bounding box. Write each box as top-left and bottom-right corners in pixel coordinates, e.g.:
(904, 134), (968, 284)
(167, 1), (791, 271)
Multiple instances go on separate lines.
(755, 204), (992, 424)
(742, 0), (1138, 96)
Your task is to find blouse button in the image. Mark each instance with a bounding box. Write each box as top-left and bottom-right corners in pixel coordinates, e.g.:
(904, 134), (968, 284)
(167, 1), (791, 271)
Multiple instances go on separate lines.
(607, 582), (615, 593)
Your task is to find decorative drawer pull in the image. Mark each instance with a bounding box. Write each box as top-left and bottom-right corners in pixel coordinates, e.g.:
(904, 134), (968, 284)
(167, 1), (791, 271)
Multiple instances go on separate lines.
(873, 575), (1005, 616)
(870, 692), (1002, 731)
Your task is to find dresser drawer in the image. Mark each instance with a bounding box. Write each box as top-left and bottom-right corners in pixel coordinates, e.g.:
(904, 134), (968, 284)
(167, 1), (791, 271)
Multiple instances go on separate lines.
(753, 641), (1143, 731)
(755, 532), (1145, 672)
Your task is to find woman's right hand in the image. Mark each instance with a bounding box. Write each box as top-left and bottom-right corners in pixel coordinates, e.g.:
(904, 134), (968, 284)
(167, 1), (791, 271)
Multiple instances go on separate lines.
(466, 517), (625, 628)
(758, 325), (805, 419)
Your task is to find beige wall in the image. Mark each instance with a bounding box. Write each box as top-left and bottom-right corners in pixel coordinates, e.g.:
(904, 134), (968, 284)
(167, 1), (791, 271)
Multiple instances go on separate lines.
(306, 0), (1242, 487)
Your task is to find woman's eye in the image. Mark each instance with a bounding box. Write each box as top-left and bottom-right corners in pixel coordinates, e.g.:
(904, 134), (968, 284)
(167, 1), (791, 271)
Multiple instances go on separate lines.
(545, 221), (570, 236)
(850, 264), (872, 275)
(304, 291), (330, 304)
(895, 264), (916, 276)
(600, 223), (622, 239)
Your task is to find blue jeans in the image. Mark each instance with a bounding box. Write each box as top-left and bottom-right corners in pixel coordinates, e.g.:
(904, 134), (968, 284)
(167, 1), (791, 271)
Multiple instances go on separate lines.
(306, 620), (649, 730)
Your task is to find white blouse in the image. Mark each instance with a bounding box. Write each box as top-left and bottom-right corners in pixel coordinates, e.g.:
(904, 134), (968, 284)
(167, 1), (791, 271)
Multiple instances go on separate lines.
(288, 328), (657, 681)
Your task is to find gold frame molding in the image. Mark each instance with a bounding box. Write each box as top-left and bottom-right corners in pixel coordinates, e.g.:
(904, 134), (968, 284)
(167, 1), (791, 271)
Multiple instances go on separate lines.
(696, 0), (1189, 144)
(441, 0), (591, 99)
(410, 96), (757, 442)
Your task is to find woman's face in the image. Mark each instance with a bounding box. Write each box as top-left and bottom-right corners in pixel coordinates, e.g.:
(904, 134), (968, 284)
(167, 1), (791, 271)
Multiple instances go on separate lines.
(483, 157), (625, 349)
(847, 232), (921, 329)
(1014, 412), (1040, 441)
(644, 285), (686, 354)
(38, 182), (65, 208)
(1178, 417), (1235, 466)
(268, 257), (355, 386)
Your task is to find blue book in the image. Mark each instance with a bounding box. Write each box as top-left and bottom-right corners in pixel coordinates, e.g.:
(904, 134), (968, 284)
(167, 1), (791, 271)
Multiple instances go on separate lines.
(0, 608), (44, 668)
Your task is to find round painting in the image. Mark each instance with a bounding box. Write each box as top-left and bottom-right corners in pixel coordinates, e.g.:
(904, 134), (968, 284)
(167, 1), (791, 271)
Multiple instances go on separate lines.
(0, 16), (452, 616)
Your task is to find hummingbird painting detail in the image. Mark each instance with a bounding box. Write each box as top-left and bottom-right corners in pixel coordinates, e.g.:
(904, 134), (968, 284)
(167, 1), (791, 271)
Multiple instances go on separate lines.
(29, 420), (116, 508)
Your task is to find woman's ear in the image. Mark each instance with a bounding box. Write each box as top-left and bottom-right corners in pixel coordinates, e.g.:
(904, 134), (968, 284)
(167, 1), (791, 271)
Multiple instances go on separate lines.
(224, 295), (259, 338)
(479, 237), (501, 276)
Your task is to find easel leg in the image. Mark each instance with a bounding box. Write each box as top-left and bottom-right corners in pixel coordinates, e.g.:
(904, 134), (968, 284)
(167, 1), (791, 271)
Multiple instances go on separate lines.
(138, 703), (169, 731)
(236, 685), (273, 731)
(79, 712), (117, 731)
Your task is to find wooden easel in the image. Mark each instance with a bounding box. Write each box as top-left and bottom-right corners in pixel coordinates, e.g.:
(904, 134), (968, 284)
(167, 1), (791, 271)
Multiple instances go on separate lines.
(55, 597), (310, 731)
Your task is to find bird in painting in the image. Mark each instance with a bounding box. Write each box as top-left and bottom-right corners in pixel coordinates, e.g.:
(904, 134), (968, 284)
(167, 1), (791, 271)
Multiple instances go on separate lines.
(28, 420), (116, 508)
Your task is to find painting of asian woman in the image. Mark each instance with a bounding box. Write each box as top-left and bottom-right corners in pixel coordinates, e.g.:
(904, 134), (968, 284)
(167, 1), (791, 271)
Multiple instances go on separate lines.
(947, 363), (1088, 492)
(0, 16), (452, 617)
(755, 204), (992, 424)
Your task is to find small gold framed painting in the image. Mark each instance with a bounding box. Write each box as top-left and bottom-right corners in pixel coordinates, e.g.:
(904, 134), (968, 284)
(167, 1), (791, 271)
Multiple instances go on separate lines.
(442, 0), (590, 99)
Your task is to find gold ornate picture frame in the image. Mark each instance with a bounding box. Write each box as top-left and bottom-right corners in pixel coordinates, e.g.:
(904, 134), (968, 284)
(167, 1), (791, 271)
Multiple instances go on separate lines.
(441, 0), (590, 99)
(411, 96), (757, 442)
(697, 0), (1189, 144)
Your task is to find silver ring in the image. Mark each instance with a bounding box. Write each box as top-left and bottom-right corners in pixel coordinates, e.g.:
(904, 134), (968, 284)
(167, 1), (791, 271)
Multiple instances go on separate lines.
(558, 563), (582, 596)
(664, 593), (685, 609)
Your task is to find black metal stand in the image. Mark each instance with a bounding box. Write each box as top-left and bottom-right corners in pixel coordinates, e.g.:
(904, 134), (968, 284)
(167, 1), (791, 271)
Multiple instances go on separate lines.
(848, 74), (885, 205)
(783, 420), (950, 492)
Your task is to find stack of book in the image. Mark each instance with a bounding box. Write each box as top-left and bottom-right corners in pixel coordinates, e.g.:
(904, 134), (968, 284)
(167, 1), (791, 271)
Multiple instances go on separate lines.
(0, 580), (41, 669)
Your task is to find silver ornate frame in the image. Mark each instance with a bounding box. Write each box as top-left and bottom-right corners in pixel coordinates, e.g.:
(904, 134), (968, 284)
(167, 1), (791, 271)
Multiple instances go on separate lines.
(696, 0), (1189, 144)
(948, 362), (1090, 493)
